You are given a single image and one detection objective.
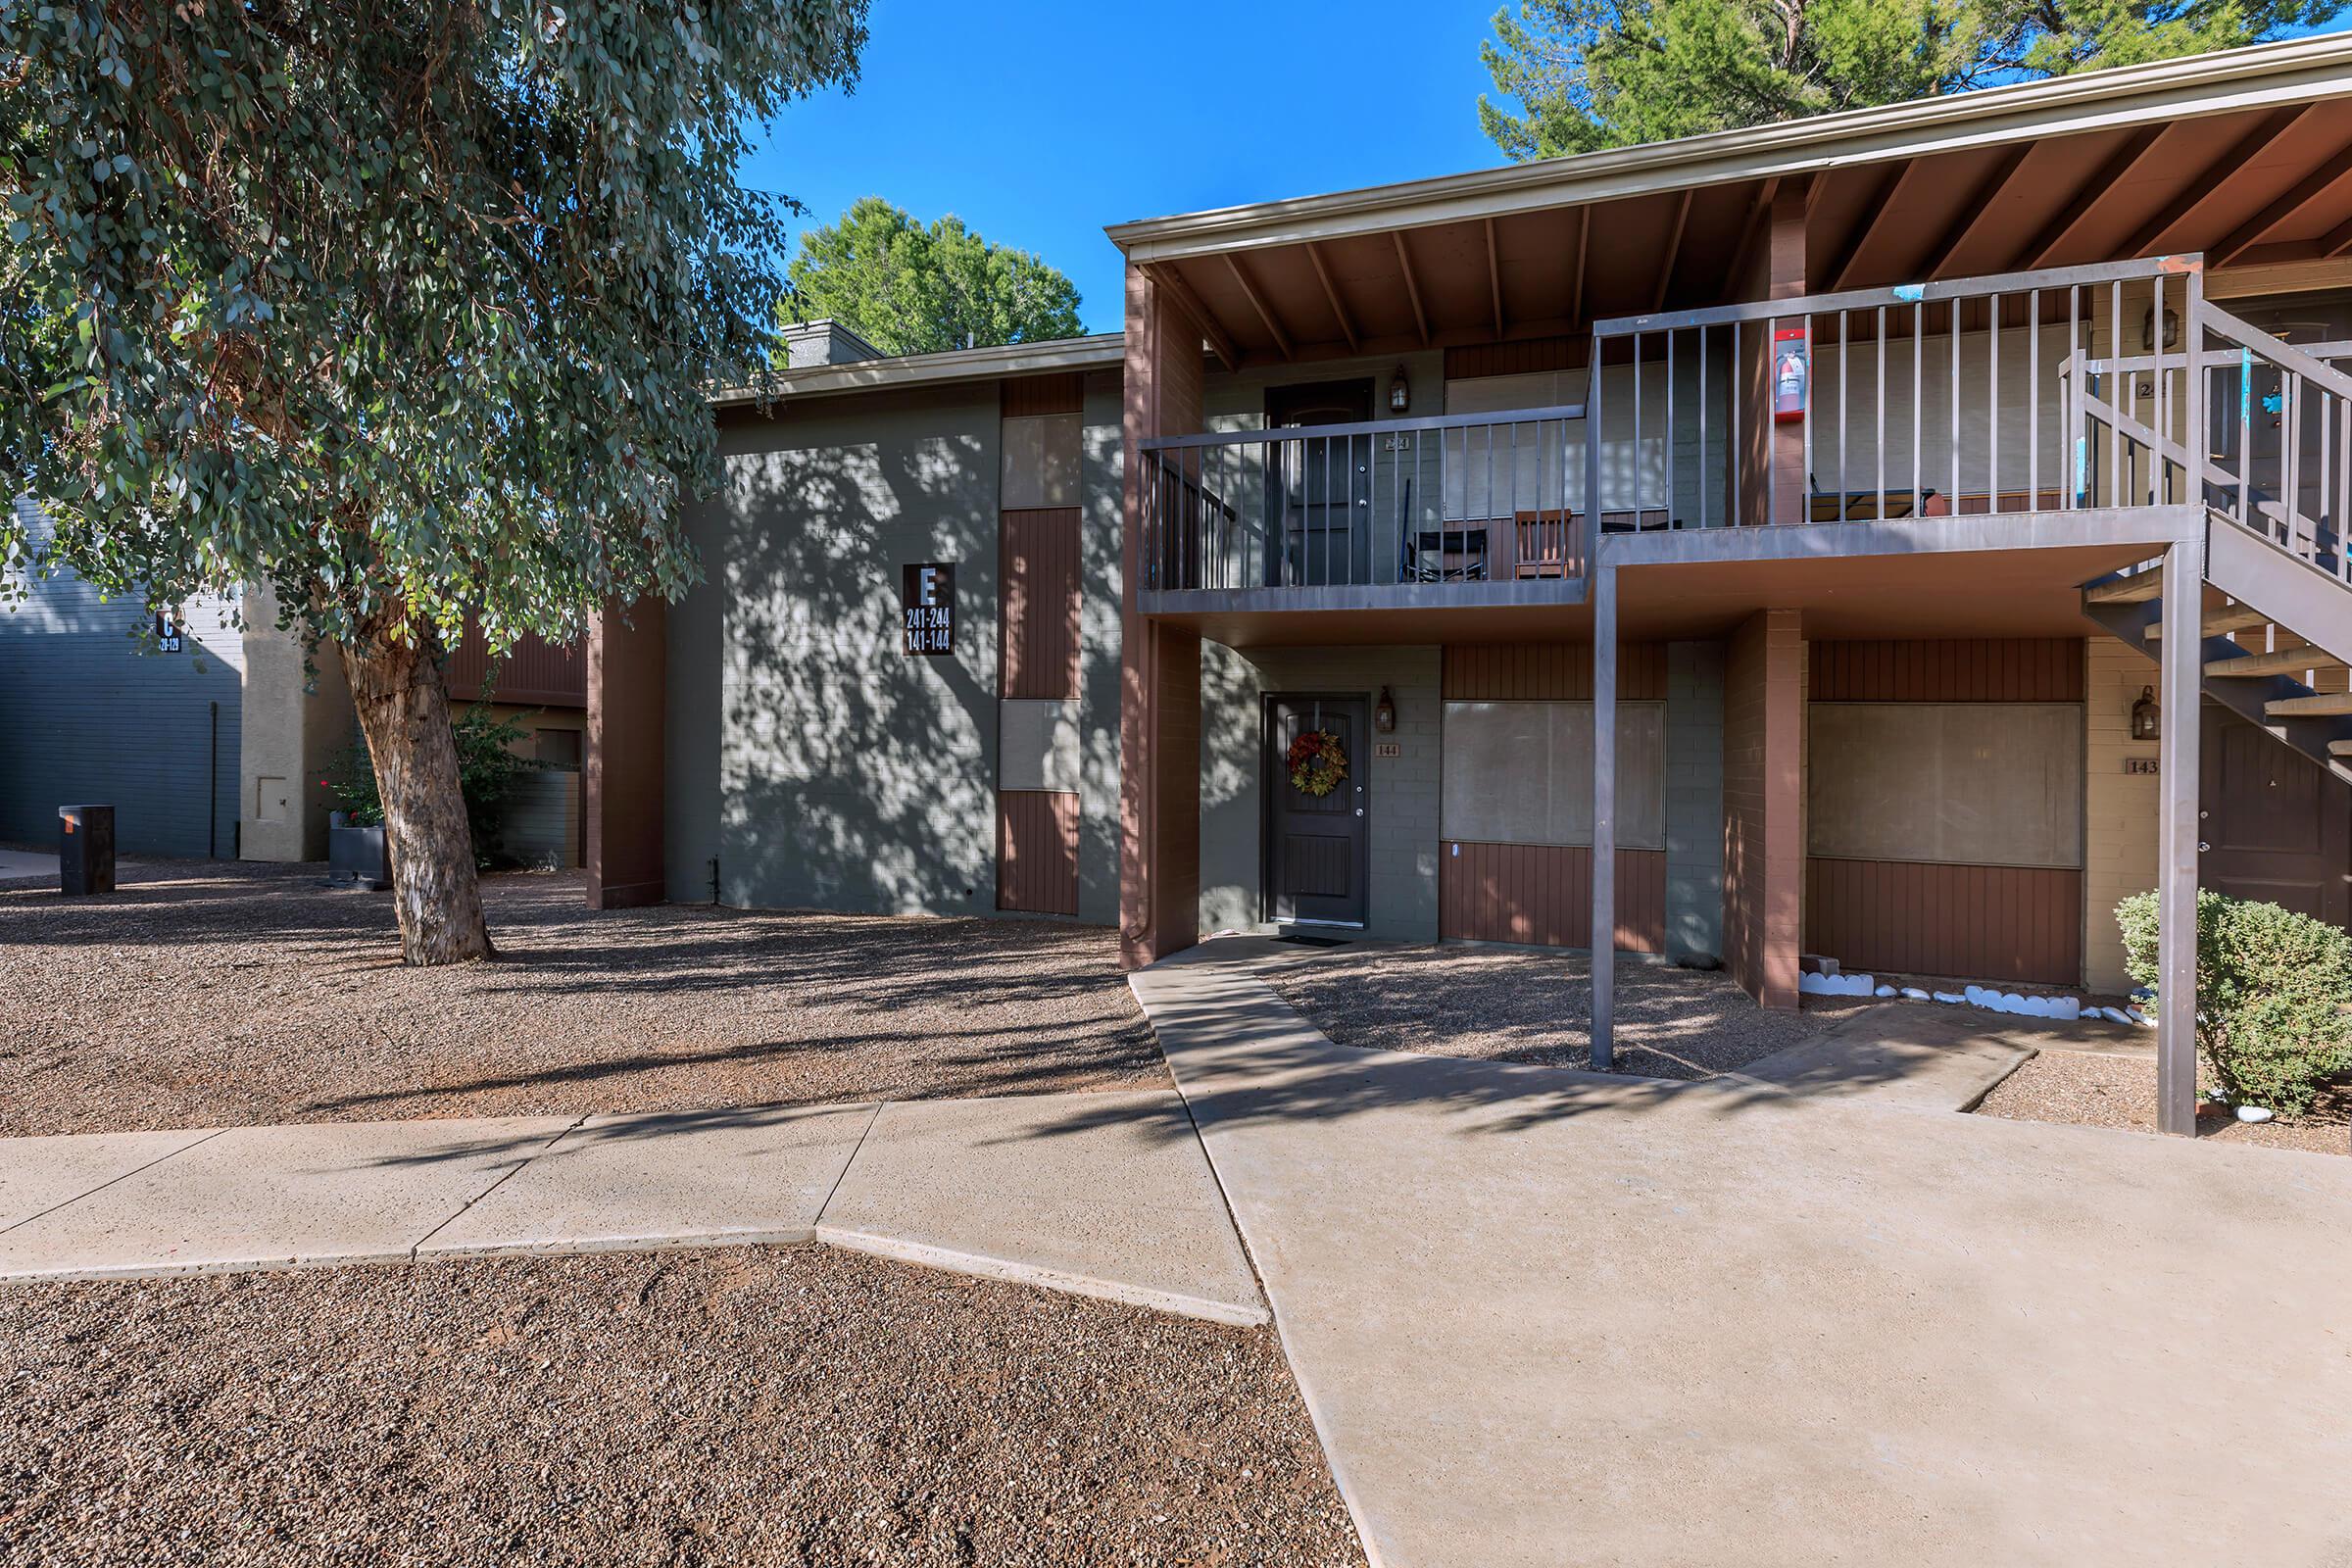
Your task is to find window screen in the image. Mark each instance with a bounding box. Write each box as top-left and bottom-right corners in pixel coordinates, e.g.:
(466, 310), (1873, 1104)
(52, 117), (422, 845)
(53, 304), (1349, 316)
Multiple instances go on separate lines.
(1441, 701), (1664, 848)
(1807, 703), (2082, 868)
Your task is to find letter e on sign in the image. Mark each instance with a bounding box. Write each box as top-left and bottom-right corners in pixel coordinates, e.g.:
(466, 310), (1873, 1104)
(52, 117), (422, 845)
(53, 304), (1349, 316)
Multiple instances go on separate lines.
(901, 562), (956, 657)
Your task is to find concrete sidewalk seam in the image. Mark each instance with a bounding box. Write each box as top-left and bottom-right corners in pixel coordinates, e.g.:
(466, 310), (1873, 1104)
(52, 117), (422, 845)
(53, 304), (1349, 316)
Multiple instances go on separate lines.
(406, 1114), (589, 1261)
(812, 1222), (1270, 1328)
(0, 1127), (226, 1237)
(809, 1100), (887, 1232)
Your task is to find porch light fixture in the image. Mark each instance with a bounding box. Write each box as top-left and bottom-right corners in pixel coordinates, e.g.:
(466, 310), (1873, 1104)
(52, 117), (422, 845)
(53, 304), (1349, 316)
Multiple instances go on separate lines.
(1389, 366), (1410, 414)
(2141, 307), (2180, 353)
(1374, 687), (1397, 733)
(2132, 685), (2160, 742)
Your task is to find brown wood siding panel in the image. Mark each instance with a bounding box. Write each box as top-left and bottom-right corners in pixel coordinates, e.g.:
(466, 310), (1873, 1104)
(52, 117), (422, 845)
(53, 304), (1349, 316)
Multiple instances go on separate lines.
(998, 790), (1080, 916)
(1810, 638), (2084, 702)
(445, 626), (586, 708)
(999, 509), (1083, 701)
(1001, 372), (1087, 417)
(1439, 843), (1665, 953)
(1803, 858), (2082, 987)
(1442, 642), (1667, 702)
(1444, 336), (1583, 380)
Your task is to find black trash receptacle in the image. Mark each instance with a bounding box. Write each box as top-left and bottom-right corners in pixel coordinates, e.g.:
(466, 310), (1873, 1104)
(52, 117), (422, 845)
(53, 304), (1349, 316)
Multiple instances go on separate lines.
(58, 805), (116, 896)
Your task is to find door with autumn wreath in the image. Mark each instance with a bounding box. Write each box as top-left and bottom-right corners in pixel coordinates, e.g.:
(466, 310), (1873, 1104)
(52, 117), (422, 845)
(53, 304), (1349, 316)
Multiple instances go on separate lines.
(1263, 694), (1369, 929)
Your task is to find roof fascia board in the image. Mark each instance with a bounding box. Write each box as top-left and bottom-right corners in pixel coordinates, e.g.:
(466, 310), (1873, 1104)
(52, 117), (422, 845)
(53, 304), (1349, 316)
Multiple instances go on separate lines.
(710, 333), (1124, 407)
(1107, 37), (2352, 264)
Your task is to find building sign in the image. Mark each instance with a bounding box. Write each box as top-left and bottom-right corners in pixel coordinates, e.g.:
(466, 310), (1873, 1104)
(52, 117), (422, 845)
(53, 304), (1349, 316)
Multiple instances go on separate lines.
(154, 611), (184, 653)
(2123, 757), (2159, 775)
(902, 563), (955, 657)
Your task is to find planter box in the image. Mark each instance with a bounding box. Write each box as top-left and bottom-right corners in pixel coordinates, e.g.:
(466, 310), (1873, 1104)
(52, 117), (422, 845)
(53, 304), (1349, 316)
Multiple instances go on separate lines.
(327, 811), (392, 890)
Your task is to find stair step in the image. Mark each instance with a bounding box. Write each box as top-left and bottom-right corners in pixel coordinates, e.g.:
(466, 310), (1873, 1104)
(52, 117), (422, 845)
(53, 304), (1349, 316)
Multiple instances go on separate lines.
(2333, 739), (2352, 759)
(2268, 692), (2352, 718)
(2145, 607), (2276, 639)
(2206, 646), (2349, 679)
(2085, 573), (2164, 605)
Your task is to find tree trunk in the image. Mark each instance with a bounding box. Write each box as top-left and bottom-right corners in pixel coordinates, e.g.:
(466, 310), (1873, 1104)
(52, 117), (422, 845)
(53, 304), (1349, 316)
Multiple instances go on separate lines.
(339, 613), (493, 965)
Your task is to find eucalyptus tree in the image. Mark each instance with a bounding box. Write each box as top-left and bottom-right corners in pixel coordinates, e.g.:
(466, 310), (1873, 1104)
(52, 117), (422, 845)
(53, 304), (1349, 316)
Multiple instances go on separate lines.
(2, 0), (867, 961)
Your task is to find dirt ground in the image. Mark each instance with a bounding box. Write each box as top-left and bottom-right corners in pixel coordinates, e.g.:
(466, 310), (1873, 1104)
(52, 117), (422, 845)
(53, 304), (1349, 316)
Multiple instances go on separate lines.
(0, 862), (1158, 1137)
(1262, 944), (1859, 1080)
(0, 1246), (1364, 1568)
(1976, 1048), (2350, 1156)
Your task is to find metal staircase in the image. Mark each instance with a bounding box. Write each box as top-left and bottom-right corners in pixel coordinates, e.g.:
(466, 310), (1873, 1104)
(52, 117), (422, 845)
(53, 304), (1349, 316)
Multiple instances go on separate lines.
(2076, 295), (2352, 784)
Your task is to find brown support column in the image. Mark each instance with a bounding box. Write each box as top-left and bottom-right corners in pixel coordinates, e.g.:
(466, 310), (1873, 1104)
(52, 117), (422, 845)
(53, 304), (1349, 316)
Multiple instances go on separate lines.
(1118, 263), (1204, 969)
(585, 597), (666, 910)
(1736, 177), (1812, 527)
(1722, 609), (1802, 1009)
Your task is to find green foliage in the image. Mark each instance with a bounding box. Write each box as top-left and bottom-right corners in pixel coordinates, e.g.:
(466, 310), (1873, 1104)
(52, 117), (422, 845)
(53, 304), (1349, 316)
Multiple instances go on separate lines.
(1479, 0), (2344, 159)
(2, 0), (869, 653)
(2116, 889), (2352, 1118)
(329, 707), (539, 868)
(781, 198), (1084, 357)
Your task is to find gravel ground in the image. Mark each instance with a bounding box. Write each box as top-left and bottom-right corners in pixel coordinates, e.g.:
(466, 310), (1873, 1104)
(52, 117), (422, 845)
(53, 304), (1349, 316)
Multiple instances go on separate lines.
(1976, 1049), (2351, 1156)
(0, 862), (1158, 1137)
(0, 1246), (1363, 1568)
(1262, 945), (1856, 1080)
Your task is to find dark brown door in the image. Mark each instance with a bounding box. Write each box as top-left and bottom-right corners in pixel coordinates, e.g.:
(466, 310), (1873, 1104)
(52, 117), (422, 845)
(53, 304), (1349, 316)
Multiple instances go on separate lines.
(1264, 379), (1373, 588)
(1265, 694), (1370, 928)
(2200, 699), (2352, 930)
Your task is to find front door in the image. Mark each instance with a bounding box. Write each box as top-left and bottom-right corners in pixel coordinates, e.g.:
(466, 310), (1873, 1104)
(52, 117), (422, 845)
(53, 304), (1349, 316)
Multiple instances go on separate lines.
(2200, 699), (2352, 931)
(1265, 694), (1370, 928)
(1264, 380), (1374, 588)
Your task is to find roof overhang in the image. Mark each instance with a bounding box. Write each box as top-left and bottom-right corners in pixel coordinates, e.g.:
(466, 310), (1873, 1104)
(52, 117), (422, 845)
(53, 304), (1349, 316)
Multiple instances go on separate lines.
(1102, 37), (2352, 371)
(709, 332), (1124, 408)
(1108, 34), (2352, 263)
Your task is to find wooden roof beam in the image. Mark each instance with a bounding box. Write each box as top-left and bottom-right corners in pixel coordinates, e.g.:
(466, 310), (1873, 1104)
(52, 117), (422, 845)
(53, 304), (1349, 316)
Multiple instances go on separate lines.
(2011, 125), (2165, 270)
(1722, 177), (1781, 300)
(1827, 160), (1918, 290)
(1485, 218), (1506, 339)
(1923, 145), (2033, 280)
(1142, 263), (1239, 369)
(2212, 135), (2352, 268)
(1651, 189), (1692, 312)
(2123, 103), (2314, 258)
(1393, 230), (1431, 346)
(1568, 207), (1591, 328)
(1304, 241), (1360, 354)
(1222, 252), (1294, 360)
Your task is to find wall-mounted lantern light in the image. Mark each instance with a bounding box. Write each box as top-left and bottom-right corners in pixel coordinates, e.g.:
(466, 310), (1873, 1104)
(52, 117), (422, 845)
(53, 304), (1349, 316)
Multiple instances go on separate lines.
(2132, 684), (2160, 742)
(2141, 307), (2181, 353)
(1389, 366), (1410, 414)
(1374, 686), (1397, 734)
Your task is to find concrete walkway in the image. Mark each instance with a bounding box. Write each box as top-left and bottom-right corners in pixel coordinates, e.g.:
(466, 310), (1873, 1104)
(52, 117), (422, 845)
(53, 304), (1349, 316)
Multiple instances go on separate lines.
(1135, 943), (2352, 1568)
(0, 1093), (1266, 1326)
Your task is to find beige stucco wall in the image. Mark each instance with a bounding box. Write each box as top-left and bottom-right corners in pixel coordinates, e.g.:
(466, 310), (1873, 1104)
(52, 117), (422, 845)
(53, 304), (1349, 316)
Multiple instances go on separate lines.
(238, 587), (355, 862)
(2083, 636), (2161, 993)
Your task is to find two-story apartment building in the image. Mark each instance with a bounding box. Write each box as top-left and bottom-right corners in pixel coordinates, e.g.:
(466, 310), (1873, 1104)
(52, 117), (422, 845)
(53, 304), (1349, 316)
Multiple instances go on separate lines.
(584, 38), (2352, 1134)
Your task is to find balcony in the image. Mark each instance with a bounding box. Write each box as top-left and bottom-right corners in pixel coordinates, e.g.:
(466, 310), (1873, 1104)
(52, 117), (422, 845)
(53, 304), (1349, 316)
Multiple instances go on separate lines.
(1134, 256), (2335, 622)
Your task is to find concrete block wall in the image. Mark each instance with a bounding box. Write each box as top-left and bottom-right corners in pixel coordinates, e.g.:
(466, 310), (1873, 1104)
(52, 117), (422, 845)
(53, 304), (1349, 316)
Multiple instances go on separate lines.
(1723, 610), (1803, 1008)
(1200, 644), (1442, 944)
(706, 382), (1003, 916)
(1076, 370), (1125, 926)
(1664, 640), (1727, 964)
(2083, 635), (2160, 992)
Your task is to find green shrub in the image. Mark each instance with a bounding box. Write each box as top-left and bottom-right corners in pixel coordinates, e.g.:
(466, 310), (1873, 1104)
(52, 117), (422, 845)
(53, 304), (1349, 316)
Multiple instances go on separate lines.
(2115, 889), (2352, 1118)
(327, 705), (539, 869)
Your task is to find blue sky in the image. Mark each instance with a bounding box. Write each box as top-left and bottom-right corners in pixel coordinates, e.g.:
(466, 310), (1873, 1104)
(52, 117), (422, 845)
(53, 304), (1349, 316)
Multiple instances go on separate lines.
(739, 0), (1514, 334)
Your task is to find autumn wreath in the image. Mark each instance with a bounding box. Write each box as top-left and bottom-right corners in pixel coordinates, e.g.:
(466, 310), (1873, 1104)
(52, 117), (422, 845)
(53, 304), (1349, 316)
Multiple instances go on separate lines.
(1285, 728), (1348, 798)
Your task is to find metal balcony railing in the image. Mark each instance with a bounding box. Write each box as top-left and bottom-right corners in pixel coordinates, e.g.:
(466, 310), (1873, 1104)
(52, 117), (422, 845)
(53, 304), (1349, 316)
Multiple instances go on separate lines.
(1586, 256), (2206, 530)
(1138, 405), (1590, 594)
